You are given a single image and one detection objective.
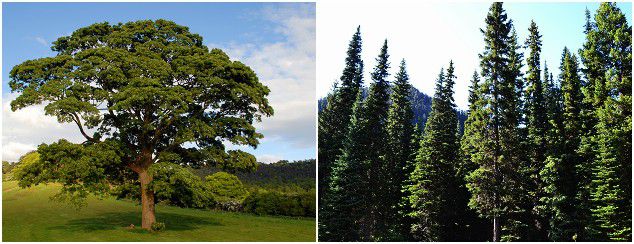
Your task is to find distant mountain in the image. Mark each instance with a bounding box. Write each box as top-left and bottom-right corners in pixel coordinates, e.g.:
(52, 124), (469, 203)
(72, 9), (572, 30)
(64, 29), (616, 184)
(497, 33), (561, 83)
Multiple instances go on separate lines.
(193, 159), (316, 190)
(318, 86), (467, 134)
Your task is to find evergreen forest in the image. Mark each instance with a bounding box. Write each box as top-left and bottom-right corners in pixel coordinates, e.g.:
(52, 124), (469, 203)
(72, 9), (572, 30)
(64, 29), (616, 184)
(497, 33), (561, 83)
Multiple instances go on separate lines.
(318, 2), (631, 242)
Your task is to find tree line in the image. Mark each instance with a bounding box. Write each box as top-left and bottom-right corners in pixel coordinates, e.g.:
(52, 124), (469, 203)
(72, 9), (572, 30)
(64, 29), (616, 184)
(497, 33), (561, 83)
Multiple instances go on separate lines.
(318, 2), (631, 242)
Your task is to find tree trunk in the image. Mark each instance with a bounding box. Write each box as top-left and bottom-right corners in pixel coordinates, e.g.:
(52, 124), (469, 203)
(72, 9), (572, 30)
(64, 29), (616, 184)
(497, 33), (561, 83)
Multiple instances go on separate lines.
(139, 169), (156, 230)
(493, 215), (500, 242)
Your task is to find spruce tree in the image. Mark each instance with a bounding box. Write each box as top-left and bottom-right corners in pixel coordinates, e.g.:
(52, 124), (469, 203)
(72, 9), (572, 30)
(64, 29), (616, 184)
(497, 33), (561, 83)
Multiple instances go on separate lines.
(407, 62), (460, 241)
(364, 40), (392, 240)
(583, 3), (632, 241)
(540, 48), (584, 241)
(318, 26), (364, 206)
(466, 3), (526, 241)
(458, 71), (491, 241)
(321, 91), (369, 241)
(385, 59), (416, 240)
(523, 20), (548, 241)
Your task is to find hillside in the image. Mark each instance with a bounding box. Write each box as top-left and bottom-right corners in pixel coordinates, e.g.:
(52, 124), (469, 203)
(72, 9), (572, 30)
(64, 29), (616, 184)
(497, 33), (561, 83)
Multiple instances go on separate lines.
(193, 159), (316, 190)
(319, 87), (467, 133)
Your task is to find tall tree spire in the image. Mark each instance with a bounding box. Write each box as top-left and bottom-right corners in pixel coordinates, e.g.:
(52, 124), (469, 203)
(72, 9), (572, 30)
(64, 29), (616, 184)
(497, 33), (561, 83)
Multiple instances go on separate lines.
(318, 26), (364, 240)
(385, 59), (416, 240)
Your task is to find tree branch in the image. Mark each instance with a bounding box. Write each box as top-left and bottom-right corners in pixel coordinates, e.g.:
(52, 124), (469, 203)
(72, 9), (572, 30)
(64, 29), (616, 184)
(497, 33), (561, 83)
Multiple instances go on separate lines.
(70, 112), (99, 143)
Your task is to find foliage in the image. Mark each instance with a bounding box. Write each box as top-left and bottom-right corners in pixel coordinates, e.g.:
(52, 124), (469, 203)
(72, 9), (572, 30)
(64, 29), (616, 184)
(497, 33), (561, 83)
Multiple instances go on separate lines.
(320, 91), (368, 241)
(406, 62), (461, 241)
(8, 19), (272, 228)
(113, 162), (214, 209)
(205, 172), (248, 203)
(363, 39), (393, 240)
(582, 4), (632, 241)
(243, 188), (315, 217)
(3, 161), (16, 179)
(384, 59), (416, 240)
(318, 2), (631, 242)
(464, 3), (529, 241)
(318, 26), (364, 209)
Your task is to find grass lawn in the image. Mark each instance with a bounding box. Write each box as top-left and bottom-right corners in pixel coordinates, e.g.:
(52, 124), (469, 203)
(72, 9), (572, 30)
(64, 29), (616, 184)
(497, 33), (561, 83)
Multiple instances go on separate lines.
(2, 181), (316, 241)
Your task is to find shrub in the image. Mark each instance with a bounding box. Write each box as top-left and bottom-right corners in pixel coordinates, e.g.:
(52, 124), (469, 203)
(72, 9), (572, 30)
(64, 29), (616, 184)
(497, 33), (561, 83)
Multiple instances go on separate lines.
(205, 172), (248, 204)
(11, 151), (42, 186)
(243, 189), (315, 217)
(151, 222), (166, 232)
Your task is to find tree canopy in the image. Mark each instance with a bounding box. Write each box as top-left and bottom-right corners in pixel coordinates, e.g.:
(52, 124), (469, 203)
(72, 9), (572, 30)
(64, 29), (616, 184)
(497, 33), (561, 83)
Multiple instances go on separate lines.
(9, 19), (273, 229)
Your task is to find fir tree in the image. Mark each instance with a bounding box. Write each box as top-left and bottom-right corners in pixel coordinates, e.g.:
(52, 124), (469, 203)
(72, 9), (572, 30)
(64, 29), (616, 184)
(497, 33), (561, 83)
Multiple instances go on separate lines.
(407, 62), (461, 241)
(385, 59), (416, 240)
(458, 71), (491, 241)
(364, 39), (392, 240)
(540, 48), (584, 241)
(321, 91), (369, 241)
(466, 3), (527, 241)
(318, 26), (364, 207)
(523, 20), (548, 241)
(583, 3), (632, 241)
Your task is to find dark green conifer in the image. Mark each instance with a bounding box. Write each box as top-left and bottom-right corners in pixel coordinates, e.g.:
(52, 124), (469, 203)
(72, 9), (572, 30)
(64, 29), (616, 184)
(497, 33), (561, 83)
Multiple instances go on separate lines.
(318, 26), (364, 206)
(321, 91), (369, 241)
(407, 62), (461, 241)
(466, 3), (526, 241)
(582, 3), (632, 241)
(364, 40), (392, 240)
(385, 59), (416, 240)
(523, 20), (548, 241)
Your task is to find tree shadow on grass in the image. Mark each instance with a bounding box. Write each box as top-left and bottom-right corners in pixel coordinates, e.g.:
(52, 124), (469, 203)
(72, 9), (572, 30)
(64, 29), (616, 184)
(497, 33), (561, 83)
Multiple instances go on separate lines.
(47, 211), (222, 232)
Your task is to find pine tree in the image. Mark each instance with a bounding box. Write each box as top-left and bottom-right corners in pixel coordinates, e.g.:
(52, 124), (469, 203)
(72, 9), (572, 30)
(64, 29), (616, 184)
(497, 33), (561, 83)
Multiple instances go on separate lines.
(318, 26), (364, 208)
(523, 20), (548, 241)
(458, 71), (491, 241)
(540, 48), (584, 241)
(407, 61), (461, 241)
(576, 9), (602, 239)
(466, 3), (527, 241)
(364, 40), (392, 240)
(583, 3), (632, 241)
(321, 91), (369, 241)
(385, 59), (416, 240)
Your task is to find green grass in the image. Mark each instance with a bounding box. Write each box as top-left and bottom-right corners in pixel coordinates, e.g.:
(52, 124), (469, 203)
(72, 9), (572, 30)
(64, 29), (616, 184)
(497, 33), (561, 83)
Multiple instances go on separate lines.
(2, 181), (316, 241)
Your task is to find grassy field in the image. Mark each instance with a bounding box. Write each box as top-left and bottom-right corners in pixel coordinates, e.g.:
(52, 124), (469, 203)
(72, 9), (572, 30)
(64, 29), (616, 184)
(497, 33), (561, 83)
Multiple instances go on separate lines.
(2, 181), (316, 241)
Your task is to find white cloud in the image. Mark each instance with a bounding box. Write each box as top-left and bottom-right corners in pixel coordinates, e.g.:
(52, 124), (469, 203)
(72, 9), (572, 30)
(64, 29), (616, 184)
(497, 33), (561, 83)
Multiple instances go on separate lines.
(2, 141), (36, 162)
(34, 36), (48, 46)
(209, 4), (316, 149)
(2, 93), (86, 162)
(257, 154), (284, 164)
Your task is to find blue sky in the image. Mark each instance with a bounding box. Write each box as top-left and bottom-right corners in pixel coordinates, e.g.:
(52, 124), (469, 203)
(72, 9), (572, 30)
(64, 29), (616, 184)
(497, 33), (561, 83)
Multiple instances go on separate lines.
(2, 2), (316, 163)
(317, 2), (632, 110)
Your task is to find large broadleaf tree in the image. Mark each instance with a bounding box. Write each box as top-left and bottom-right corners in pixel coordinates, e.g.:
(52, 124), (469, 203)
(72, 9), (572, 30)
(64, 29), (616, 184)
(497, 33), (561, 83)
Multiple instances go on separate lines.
(8, 19), (273, 229)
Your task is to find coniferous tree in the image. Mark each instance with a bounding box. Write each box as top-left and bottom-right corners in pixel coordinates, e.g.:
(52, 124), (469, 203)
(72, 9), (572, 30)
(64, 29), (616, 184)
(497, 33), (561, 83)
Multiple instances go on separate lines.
(458, 71), (491, 241)
(581, 3), (632, 241)
(321, 91), (369, 241)
(502, 26), (531, 243)
(523, 20), (548, 241)
(364, 40), (392, 240)
(407, 62), (461, 241)
(540, 48), (584, 241)
(385, 60), (416, 240)
(576, 10), (603, 239)
(318, 26), (364, 207)
(465, 3), (526, 241)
